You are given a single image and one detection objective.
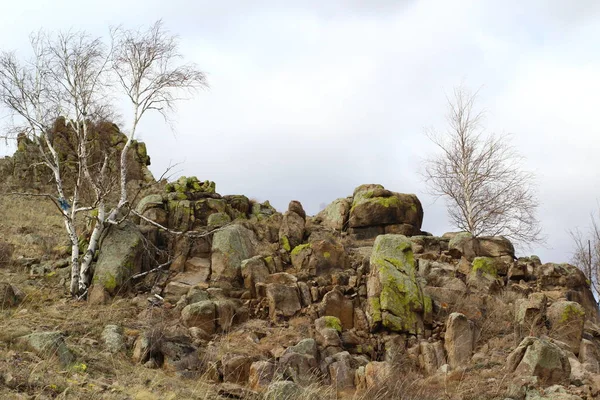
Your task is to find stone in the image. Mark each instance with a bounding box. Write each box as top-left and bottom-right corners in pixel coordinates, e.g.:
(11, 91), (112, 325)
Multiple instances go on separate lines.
(284, 338), (319, 360)
(248, 361), (275, 391)
(88, 284), (110, 305)
(348, 184), (423, 231)
(579, 339), (599, 373)
(214, 299), (238, 332)
(94, 221), (146, 295)
(419, 340), (446, 375)
(210, 224), (256, 284)
(547, 301), (585, 355)
(448, 233), (515, 261)
(207, 212), (231, 230)
(444, 313), (475, 369)
(507, 337), (571, 386)
(278, 351), (319, 386)
(167, 199), (194, 231)
(264, 381), (306, 400)
(279, 211), (305, 251)
(181, 300), (216, 334)
(329, 351), (355, 392)
(241, 256), (270, 298)
(317, 198), (351, 231)
(288, 200), (306, 220)
(315, 316), (343, 348)
(321, 289), (354, 330)
(265, 281), (302, 321)
(363, 361), (392, 390)
(0, 282), (22, 307)
(102, 325), (125, 354)
(366, 234), (432, 334)
(222, 354), (252, 384)
(515, 293), (548, 344)
(290, 238), (346, 277)
(16, 331), (75, 367)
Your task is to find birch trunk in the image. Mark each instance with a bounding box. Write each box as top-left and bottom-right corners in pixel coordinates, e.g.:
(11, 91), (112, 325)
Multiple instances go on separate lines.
(79, 201), (105, 292)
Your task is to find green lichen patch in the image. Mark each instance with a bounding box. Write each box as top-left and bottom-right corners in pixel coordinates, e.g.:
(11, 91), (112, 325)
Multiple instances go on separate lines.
(290, 243), (311, 256)
(472, 257), (498, 277)
(281, 236), (291, 252)
(560, 303), (585, 323)
(323, 316), (343, 332)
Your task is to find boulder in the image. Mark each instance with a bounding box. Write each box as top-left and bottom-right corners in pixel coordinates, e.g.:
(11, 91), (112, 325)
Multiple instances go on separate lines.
(366, 234), (432, 334)
(94, 221), (146, 295)
(265, 280), (302, 321)
(507, 337), (571, 386)
(448, 232), (515, 261)
(248, 361), (275, 391)
(0, 282), (23, 307)
(207, 212), (231, 230)
(515, 293), (548, 344)
(222, 354), (253, 384)
(579, 339), (599, 373)
(419, 340), (446, 375)
(102, 325), (125, 354)
(467, 257), (504, 293)
(290, 238), (346, 276)
(16, 331), (75, 367)
(362, 361), (392, 391)
(279, 211), (305, 251)
(181, 300), (216, 334)
(444, 313), (475, 369)
(329, 351), (355, 393)
(321, 289), (354, 330)
(348, 184), (423, 233)
(277, 351), (319, 387)
(317, 198), (351, 231)
(315, 316), (343, 348)
(210, 224), (256, 284)
(547, 301), (585, 355)
(241, 256), (270, 298)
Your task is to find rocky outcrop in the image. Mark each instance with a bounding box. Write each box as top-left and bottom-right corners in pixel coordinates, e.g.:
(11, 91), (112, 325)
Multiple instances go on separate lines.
(279, 201), (306, 251)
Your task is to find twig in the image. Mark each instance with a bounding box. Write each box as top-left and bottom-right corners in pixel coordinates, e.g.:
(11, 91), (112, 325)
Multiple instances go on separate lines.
(132, 260), (172, 279)
(130, 209), (232, 238)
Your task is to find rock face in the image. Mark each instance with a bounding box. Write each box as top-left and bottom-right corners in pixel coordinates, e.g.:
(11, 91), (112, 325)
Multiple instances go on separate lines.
(507, 337), (571, 386)
(290, 236), (346, 276)
(447, 232), (515, 261)
(94, 221), (146, 295)
(515, 293), (548, 344)
(444, 313), (475, 369)
(366, 234), (432, 334)
(210, 224), (256, 284)
(265, 273), (302, 321)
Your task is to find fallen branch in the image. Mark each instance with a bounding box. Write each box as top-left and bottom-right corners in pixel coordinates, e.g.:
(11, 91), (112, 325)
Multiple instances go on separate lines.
(131, 209), (232, 238)
(131, 260), (173, 279)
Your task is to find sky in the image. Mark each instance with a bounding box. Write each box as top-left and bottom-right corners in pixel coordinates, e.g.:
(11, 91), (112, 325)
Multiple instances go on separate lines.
(0, 0), (599, 263)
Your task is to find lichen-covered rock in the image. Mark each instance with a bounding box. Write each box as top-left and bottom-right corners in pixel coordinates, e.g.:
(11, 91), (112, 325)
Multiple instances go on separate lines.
(348, 184), (423, 233)
(224, 195), (251, 218)
(366, 234), (432, 334)
(444, 313), (475, 369)
(467, 257), (504, 293)
(315, 316), (343, 347)
(290, 237), (346, 276)
(181, 300), (216, 334)
(210, 224), (256, 284)
(279, 210), (305, 251)
(94, 221), (145, 295)
(317, 198), (351, 231)
(507, 337), (571, 386)
(16, 331), (75, 367)
(165, 176), (215, 196)
(222, 354), (253, 384)
(167, 199), (194, 231)
(547, 301), (585, 355)
(207, 212), (231, 230)
(102, 325), (125, 354)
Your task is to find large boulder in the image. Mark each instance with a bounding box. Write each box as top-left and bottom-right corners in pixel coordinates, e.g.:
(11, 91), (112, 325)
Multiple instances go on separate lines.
(94, 221), (146, 295)
(210, 224), (256, 284)
(507, 337), (571, 386)
(181, 300), (217, 334)
(348, 184), (423, 233)
(447, 232), (515, 261)
(265, 274), (302, 321)
(366, 234), (432, 334)
(279, 201), (306, 251)
(444, 313), (475, 369)
(290, 237), (346, 276)
(515, 293), (548, 344)
(321, 289), (354, 330)
(547, 301), (585, 355)
(317, 198), (351, 231)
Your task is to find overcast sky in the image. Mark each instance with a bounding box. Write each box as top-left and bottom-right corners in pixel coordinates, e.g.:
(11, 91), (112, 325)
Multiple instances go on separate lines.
(0, 0), (599, 263)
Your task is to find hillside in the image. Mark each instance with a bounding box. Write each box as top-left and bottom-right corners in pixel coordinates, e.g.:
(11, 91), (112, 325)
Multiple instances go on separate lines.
(1, 172), (600, 399)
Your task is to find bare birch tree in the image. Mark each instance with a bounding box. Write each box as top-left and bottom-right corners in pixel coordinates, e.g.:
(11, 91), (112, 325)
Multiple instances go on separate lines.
(570, 209), (600, 297)
(0, 21), (206, 296)
(422, 86), (542, 246)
